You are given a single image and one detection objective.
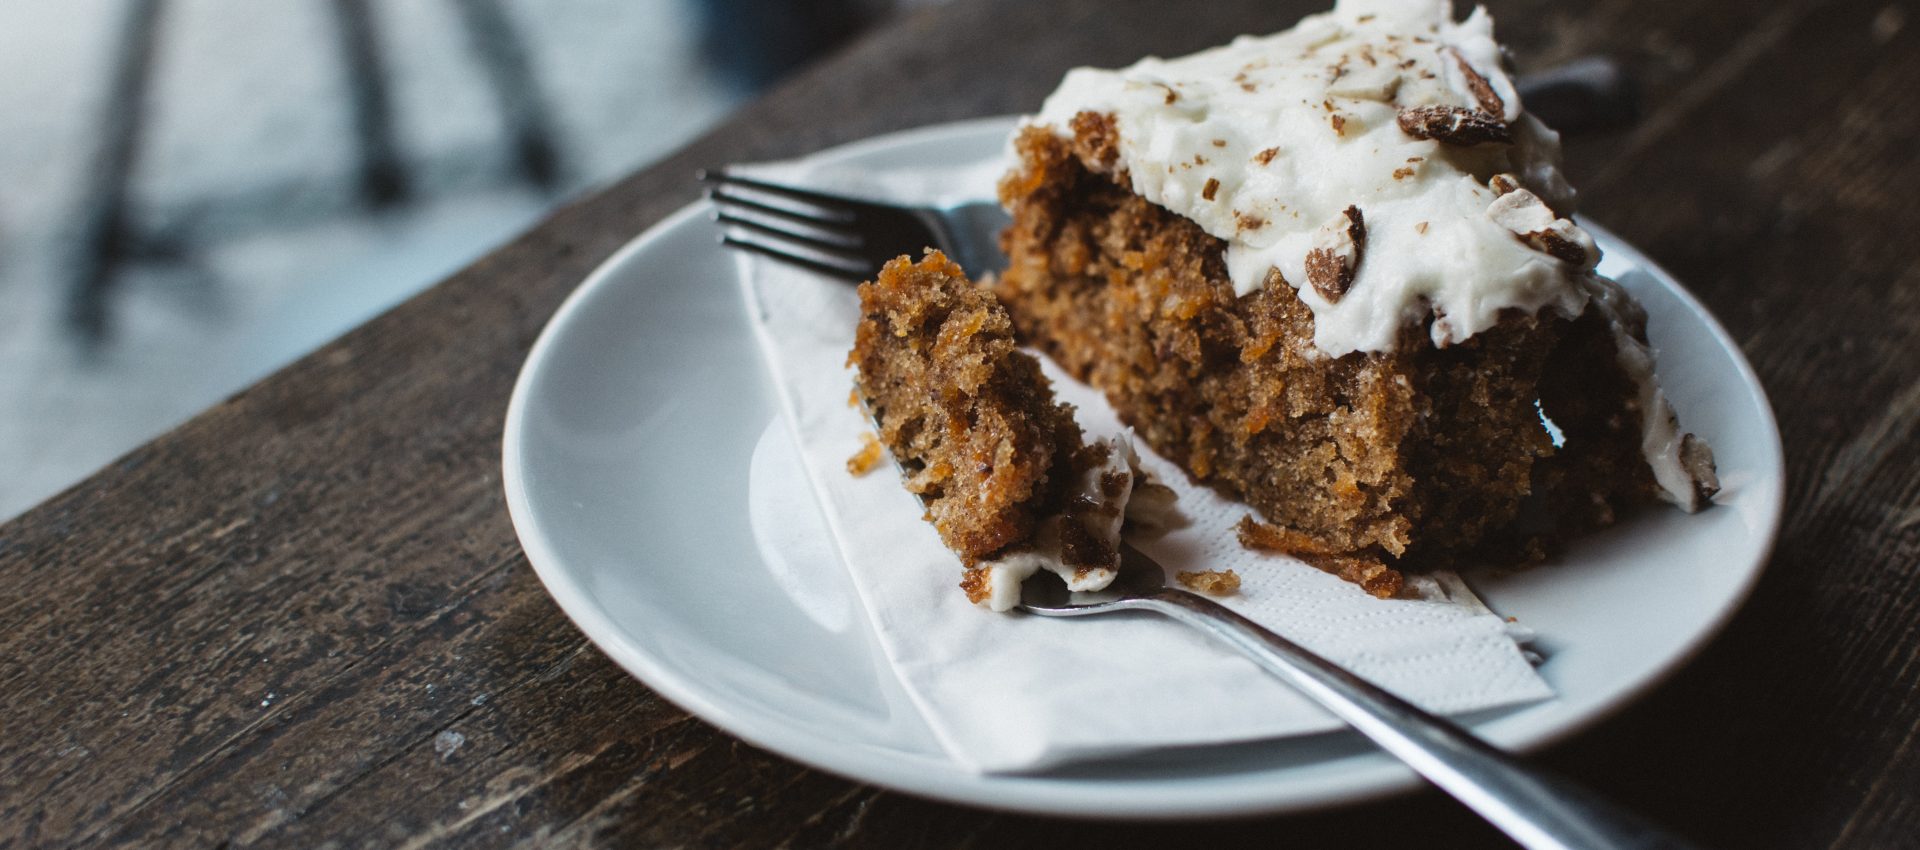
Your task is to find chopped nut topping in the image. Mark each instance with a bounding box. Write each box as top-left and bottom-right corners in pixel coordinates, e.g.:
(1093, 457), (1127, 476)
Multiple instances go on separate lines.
(1305, 205), (1366, 303)
(1329, 113), (1348, 135)
(1489, 173), (1522, 195)
(1414, 220), (1429, 234)
(1485, 187), (1599, 268)
(1396, 105), (1512, 146)
(1327, 65), (1402, 101)
(1253, 147), (1280, 165)
(1531, 230), (1594, 265)
(1486, 187), (1553, 229)
(1681, 433), (1720, 506)
(1392, 166), (1415, 180)
(1202, 177), (1220, 201)
(1445, 47), (1504, 116)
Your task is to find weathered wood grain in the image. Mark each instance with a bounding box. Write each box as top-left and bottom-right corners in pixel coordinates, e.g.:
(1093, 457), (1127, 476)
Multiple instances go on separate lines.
(2, 0), (1917, 846)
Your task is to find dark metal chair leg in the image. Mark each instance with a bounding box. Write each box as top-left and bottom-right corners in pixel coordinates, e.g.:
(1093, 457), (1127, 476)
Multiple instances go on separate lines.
(68, 0), (166, 343)
(329, 0), (410, 208)
(449, 0), (564, 191)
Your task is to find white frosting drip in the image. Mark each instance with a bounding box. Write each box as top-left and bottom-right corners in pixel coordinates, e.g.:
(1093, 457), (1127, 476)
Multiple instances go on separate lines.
(1026, 0), (1592, 357)
(978, 434), (1157, 612)
(1575, 277), (1711, 510)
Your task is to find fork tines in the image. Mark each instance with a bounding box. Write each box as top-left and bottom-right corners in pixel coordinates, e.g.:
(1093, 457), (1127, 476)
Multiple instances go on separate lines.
(699, 168), (934, 281)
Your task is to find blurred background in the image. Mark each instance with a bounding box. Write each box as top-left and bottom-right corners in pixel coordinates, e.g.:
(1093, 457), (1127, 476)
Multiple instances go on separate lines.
(0, 0), (922, 520)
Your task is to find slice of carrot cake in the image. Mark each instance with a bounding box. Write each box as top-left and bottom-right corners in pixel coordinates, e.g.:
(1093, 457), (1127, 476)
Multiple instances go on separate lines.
(849, 251), (1171, 610)
(995, 0), (1717, 594)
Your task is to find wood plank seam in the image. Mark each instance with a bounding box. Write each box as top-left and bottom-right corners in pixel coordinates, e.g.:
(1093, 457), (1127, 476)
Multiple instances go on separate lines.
(58, 554), (529, 847)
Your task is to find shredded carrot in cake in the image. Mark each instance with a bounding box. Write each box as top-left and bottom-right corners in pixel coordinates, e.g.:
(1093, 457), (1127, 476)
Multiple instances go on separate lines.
(846, 432), (884, 476)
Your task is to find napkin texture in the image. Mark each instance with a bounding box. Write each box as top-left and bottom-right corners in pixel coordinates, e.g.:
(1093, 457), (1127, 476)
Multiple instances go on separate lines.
(734, 153), (1551, 773)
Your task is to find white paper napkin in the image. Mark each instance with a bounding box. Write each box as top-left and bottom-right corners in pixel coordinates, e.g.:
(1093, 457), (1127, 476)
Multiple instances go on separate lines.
(733, 153), (1551, 773)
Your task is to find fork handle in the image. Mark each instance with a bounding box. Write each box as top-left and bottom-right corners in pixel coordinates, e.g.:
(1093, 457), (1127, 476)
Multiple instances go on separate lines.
(1128, 589), (1699, 850)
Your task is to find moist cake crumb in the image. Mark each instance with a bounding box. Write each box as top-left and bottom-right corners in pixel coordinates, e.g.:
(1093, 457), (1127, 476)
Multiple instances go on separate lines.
(846, 432), (884, 476)
(959, 567), (990, 604)
(849, 252), (1176, 610)
(848, 251), (1086, 566)
(1237, 517), (1404, 598)
(1177, 569), (1242, 596)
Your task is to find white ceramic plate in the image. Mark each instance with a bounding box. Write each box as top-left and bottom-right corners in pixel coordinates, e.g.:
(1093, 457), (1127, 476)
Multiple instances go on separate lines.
(502, 116), (1784, 819)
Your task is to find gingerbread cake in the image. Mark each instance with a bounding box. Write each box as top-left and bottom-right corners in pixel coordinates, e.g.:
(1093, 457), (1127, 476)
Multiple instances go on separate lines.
(995, 0), (1718, 594)
(850, 251), (1169, 610)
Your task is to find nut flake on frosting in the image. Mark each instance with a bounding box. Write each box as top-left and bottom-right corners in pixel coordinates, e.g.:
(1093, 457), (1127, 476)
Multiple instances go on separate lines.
(1024, 0), (1593, 358)
(1306, 205), (1366, 303)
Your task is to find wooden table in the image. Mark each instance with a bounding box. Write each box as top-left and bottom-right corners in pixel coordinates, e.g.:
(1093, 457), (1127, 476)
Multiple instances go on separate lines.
(5, 0), (1916, 846)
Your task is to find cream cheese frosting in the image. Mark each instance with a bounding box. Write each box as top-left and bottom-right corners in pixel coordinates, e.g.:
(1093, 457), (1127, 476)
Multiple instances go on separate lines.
(1574, 274), (1720, 511)
(976, 433), (1175, 611)
(1026, 0), (1590, 357)
(1022, 0), (1715, 510)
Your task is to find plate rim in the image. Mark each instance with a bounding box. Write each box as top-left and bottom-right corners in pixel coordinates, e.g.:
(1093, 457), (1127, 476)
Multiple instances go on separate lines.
(502, 116), (1785, 819)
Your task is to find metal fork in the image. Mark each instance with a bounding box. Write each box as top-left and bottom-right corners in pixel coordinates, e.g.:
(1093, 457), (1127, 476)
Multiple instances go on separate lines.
(1025, 548), (1695, 850)
(701, 60), (1636, 280)
(855, 393), (1694, 849)
(698, 169), (1008, 281)
(792, 56), (1675, 844)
